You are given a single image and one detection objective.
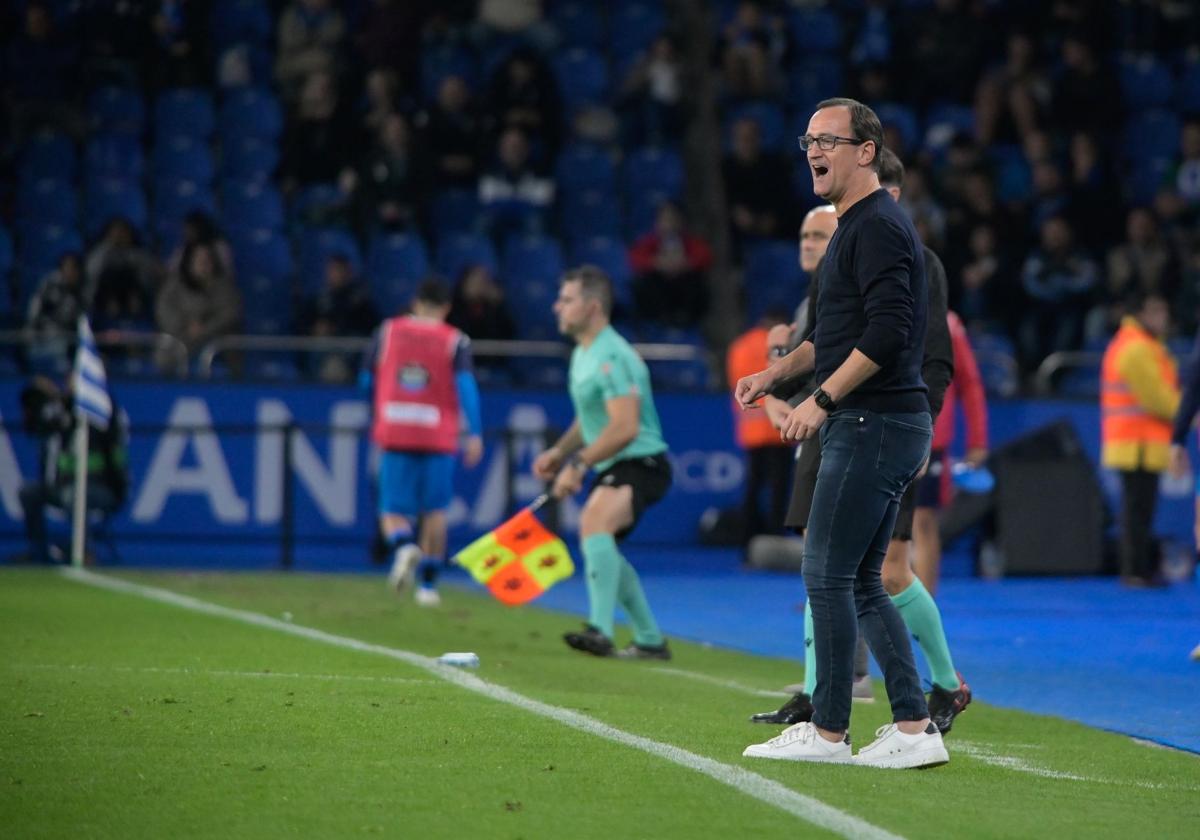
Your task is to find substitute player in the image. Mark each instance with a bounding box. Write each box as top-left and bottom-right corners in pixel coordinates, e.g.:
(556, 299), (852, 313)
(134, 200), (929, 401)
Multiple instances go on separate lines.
(365, 280), (483, 607)
(533, 265), (672, 660)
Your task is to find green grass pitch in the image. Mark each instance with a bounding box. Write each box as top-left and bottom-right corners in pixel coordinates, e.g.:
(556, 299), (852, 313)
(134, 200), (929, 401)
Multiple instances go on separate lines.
(2, 567), (1198, 838)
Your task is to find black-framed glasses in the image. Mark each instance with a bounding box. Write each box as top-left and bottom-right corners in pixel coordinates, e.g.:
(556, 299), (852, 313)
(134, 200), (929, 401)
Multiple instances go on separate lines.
(798, 134), (866, 152)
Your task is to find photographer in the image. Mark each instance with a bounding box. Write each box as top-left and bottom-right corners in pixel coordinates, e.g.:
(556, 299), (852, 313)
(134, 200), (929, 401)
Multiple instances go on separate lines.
(18, 377), (129, 564)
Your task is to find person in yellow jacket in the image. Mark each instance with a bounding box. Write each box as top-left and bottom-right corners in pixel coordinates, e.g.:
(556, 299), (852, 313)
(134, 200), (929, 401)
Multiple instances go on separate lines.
(1100, 291), (1180, 586)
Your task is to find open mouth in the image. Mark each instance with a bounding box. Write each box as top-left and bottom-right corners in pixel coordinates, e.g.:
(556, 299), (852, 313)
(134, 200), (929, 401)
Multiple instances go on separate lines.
(812, 164), (829, 178)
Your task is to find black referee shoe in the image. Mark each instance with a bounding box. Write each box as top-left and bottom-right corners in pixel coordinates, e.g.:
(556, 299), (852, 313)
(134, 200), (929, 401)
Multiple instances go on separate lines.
(750, 691), (814, 725)
(927, 672), (972, 734)
(563, 624), (615, 657)
(615, 640), (672, 661)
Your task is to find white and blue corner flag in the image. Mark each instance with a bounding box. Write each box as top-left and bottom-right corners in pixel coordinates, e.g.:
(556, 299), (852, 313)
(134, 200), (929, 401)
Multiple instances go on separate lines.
(72, 315), (112, 431)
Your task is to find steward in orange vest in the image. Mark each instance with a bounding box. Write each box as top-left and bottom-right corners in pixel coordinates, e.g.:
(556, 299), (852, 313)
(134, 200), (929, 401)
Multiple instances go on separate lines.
(1100, 311), (1181, 472)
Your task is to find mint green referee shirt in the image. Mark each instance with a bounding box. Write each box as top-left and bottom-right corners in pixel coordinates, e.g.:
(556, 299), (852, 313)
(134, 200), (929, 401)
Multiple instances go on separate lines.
(568, 325), (668, 472)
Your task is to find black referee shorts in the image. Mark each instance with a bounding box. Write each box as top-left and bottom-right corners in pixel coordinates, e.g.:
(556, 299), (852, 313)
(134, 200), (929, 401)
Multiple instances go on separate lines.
(590, 453), (672, 540)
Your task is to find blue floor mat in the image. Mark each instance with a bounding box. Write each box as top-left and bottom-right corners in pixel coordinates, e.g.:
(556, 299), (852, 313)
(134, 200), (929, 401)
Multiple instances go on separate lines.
(526, 547), (1200, 754)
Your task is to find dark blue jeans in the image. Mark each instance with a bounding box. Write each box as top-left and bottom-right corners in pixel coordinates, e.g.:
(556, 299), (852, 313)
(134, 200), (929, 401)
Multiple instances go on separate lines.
(803, 409), (932, 732)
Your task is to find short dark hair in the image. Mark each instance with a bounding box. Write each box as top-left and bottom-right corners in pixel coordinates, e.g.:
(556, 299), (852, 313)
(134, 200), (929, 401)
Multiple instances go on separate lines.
(815, 97), (884, 172)
(415, 278), (451, 307)
(1126, 288), (1169, 315)
(877, 147), (905, 189)
(561, 264), (613, 317)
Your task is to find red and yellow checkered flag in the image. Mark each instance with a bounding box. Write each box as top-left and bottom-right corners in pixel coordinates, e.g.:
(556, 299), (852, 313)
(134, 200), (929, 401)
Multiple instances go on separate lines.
(453, 495), (574, 605)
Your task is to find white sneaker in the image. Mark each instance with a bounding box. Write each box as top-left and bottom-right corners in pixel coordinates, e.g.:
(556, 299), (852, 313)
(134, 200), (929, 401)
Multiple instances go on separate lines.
(414, 587), (441, 607)
(852, 675), (875, 703)
(387, 545), (420, 593)
(854, 723), (949, 769)
(742, 722), (852, 763)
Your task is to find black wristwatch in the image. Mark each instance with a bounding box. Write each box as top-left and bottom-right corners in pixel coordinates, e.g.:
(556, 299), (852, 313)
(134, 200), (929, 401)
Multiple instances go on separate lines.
(813, 387), (838, 412)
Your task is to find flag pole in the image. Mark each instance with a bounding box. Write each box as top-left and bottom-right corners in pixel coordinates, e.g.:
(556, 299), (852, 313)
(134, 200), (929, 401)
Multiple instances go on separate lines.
(70, 408), (89, 567)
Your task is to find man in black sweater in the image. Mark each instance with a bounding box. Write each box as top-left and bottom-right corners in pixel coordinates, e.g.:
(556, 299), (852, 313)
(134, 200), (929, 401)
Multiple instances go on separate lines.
(750, 148), (971, 735)
(735, 99), (946, 768)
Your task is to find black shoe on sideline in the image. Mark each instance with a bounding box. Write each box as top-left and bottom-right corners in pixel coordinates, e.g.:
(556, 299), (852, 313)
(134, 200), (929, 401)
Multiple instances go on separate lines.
(615, 641), (672, 661)
(563, 624), (615, 657)
(750, 691), (813, 725)
(927, 672), (972, 734)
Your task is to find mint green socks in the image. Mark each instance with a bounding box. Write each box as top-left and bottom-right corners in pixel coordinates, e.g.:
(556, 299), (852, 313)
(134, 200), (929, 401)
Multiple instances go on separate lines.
(803, 600), (816, 695)
(581, 533), (663, 646)
(891, 578), (960, 690)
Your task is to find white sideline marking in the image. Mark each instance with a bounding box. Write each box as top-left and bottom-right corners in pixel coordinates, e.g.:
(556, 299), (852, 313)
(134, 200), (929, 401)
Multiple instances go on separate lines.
(650, 666), (792, 698)
(955, 741), (1199, 791)
(14, 662), (433, 686)
(63, 568), (903, 840)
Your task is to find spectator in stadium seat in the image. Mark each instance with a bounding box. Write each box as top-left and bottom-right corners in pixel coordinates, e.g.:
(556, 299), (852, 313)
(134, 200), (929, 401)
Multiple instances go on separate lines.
(345, 113), (429, 234)
(478, 127), (554, 243)
(1102, 291), (1179, 587)
(897, 0), (986, 107)
(448, 264), (516, 346)
(155, 240), (241, 366)
(149, 0), (211, 88)
(716, 1), (787, 100)
(1018, 214), (1098, 373)
(4, 0), (81, 140)
(356, 0), (437, 95)
(618, 35), (684, 147)
(628, 200), (713, 328)
(486, 47), (563, 155)
(166, 211), (235, 285)
(276, 0), (347, 101)
(299, 254), (379, 382)
(1174, 120), (1200, 208)
(26, 253), (88, 374)
(361, 68), (402, 138)
(86, 218), (162, 333)
(281, 71), (360, 191)
(722, 117), (792, 260)
(957, 223), (1012, 333)
(1065, 131), (1124, 256)
(1104, 207), (1180, 334)
(472, 0), (558, 54)
(414, 75), (485, 190)
(1050, 34), (1123, 136)
(973, 31), (1048, 147)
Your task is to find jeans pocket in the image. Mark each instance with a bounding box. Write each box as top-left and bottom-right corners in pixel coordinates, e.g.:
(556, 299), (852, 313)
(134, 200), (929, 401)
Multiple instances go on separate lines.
(877, 415), (932, 489)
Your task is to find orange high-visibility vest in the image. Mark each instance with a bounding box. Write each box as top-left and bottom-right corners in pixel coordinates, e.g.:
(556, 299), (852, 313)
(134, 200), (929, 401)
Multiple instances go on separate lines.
(1100, 320), (1178, 471)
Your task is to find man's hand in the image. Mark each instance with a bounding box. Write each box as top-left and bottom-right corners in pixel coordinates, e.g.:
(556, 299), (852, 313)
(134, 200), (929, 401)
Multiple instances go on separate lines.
(763, 395), (792, 430)
(735, 368), (778, 409)
(550, 461), (585, 499)
(780, 395), (827, 442)
(533, 446), (563, 481)
(1168, 444), (1190, 480)
(462, 435), (483, 469)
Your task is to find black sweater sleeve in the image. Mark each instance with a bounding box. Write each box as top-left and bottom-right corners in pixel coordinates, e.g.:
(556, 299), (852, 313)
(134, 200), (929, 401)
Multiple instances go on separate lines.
(853, 216), (915, 365)
(921, 248), (953, 419)
(1171, 331), (1200, 445)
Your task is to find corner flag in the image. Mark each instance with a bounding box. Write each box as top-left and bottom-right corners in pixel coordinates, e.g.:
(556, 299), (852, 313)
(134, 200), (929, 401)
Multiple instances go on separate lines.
(453, 495), (574, 605)
(72, 315), (112, 431)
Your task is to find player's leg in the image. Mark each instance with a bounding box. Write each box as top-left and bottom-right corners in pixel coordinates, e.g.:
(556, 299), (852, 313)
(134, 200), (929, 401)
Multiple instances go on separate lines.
(380, 451), (421, 593)
(412, 453), (456, 606)
(563, 484), (633, 656)
(911, 452), (945, 594)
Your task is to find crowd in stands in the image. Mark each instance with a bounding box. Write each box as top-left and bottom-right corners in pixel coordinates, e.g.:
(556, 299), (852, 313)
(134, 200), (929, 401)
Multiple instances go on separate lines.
(0, 0), (1198, 395)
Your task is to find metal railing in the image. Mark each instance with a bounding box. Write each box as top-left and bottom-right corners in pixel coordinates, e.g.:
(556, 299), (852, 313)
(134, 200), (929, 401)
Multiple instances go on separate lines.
(0, 328), (189, 376)
(1034, 351), (1103, 396)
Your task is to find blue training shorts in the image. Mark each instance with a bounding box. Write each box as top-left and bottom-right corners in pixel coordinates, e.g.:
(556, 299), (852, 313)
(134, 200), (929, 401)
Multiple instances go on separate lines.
(379, 451), (455, 517)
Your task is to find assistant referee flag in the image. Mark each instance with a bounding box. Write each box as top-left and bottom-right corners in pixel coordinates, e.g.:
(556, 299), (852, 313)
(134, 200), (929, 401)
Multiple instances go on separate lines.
(453, 497), (574, 605)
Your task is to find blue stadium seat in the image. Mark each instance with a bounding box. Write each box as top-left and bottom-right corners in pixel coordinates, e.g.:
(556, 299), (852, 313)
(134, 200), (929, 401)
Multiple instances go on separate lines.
(16, 225), (82, 292)
(430, 189), (484, 237)
(555, 143), (617, 194)
(562, 188), (623, 243)
(743, 241), (804, 324)
(435, 233), (498, 282)
(420, 44), (477, 101)
(787, 59), (844, 111)
(85, 133), (144, 179)
(1178, 58), (1200, 113)
(17, 178), (77, 228)
(623, 146), (684, 199)
(210, 0), (274, 48)
(625, 189), (672, 240)
(221, 136), (279, 182)
(230, 228), (292, 279)
(924, 104), (976, 147)
(153, 180), (217, 251)
(502, 235), (564, 339)
(727, 101), (787, 152)
(571, 236), (633, 310)
(152, 136), (215, 184)
(518, 356), (569, 387)
(553, 48), (610, 112)
(218, 88), (283, 143)
(648, 357), (712, 392)
(155, 88), (216, 139)
(20, 132), (76, 182)
(241, 275), (295, 335)
(610, 1), (664, 63)
(366, 232), (430, 314)
(290, 183), (350, 228)
(88, 86), (145, 136)
(0, 226), (12, 282)
(550, 0), (605, 49)
(221, 181), (285, 231)
(1119, 56), (1174, 112)
(85, 179), (148, 237)
(1122, 109), (1180, 163)
(789, 8), (842, 53)
(873, 102), (919, 154)
(990, 144), (1032, 203)
(297, 228), (362, 291)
